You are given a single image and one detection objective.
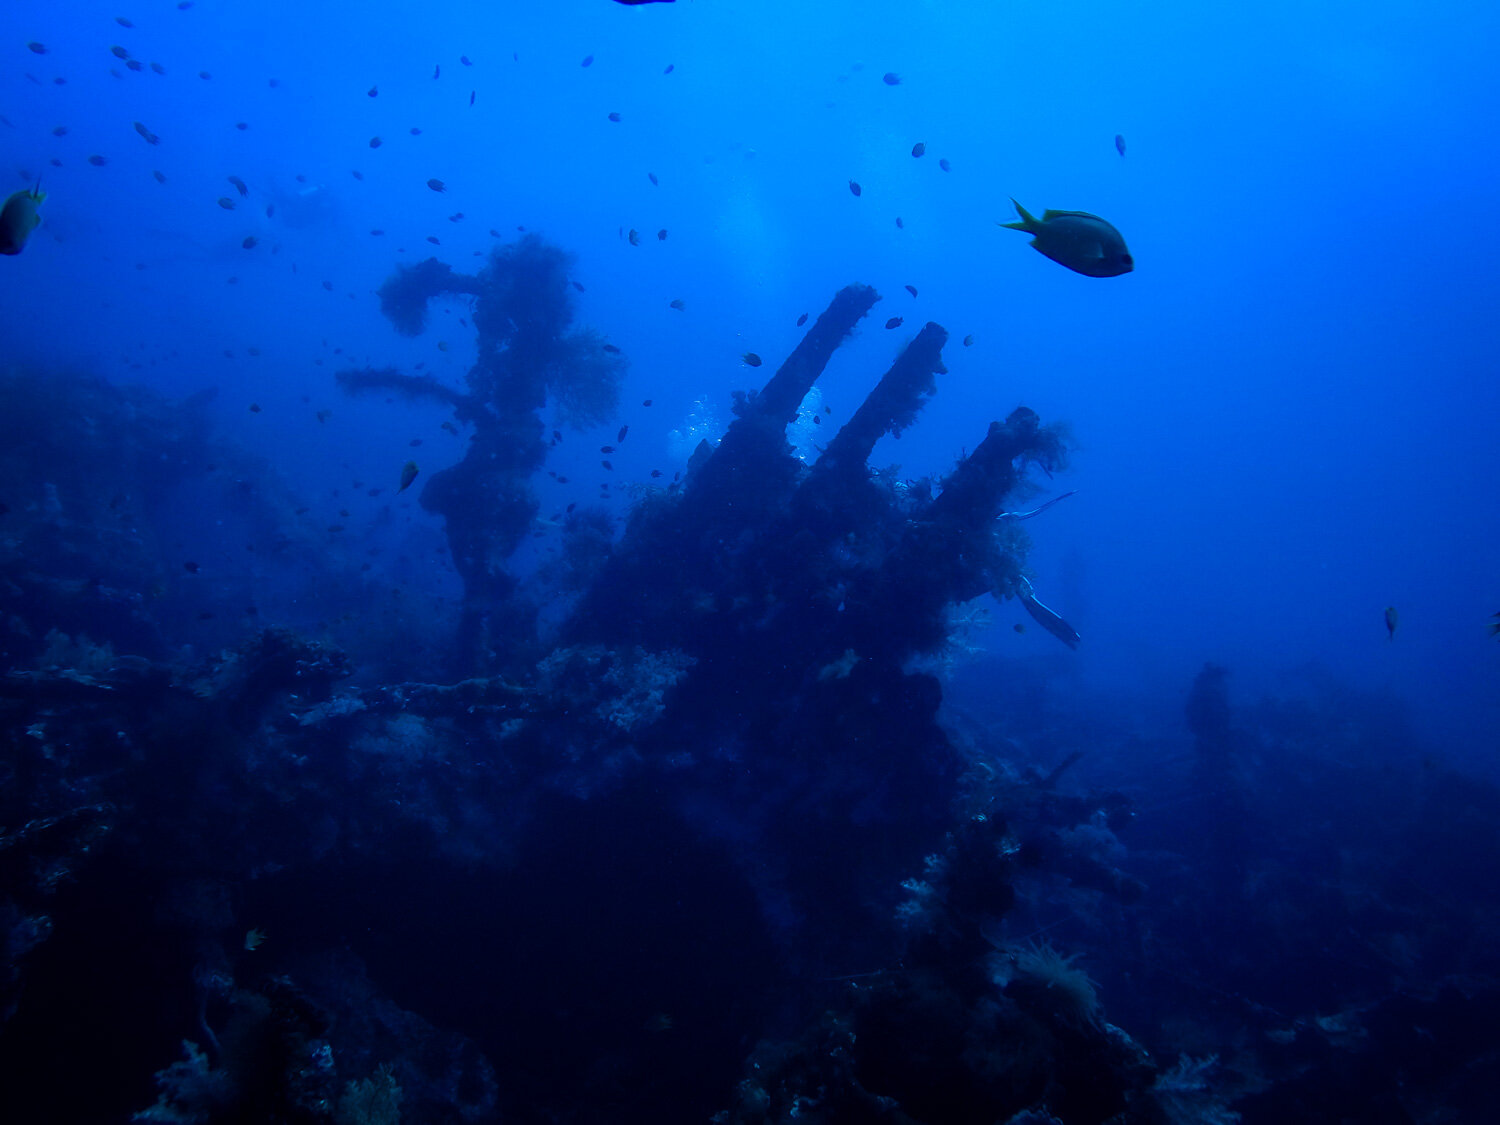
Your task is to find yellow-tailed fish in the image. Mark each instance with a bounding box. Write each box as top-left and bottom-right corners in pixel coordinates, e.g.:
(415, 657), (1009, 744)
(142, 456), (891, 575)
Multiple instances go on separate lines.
(1000, 199), (1133, 278)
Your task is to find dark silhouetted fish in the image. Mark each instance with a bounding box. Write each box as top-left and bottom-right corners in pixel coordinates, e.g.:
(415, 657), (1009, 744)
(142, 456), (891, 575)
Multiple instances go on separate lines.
(999, 199), (1133, 278)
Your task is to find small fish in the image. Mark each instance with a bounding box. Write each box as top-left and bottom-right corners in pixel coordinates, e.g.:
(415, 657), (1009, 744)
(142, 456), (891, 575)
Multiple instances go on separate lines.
(602, 343), (621, 354)
(27, 42), (47, 54)
(150, 62), (165, 75)
(938, 158), (951, 172)
(1013, 623), (1025, 634)
(317, 410), (331, 422)
(895, 216), (904, 229)
(399, 460), (420, 492)
(742, 352), (762, 367)
(882, 72), (901, 85)
(183, 561), (200, 573)
(469, 90), (475, 106)
(265, 203), (275, 217)
(669, 298), (685, 310)
(849, 180), (861, 197)
(249, 402), (261, 412)
(370, 228), (384, 236)
(228, 175), (247, 195)
(581, 54), (593, 67)
(999, 199), (1133, 278)
(628, 229), (640, 245)
(642, 399), (652, 406)
(1384, 606), (1398, 640)
(235, 121), (248, 130)
(200, 71), (211, 79)
(116, 16), (134, 27)
(441, 421), (458, 435)
(244, 928), (267, 951)
(427, 178), (445, 192)
(1114, 133), (1126, 157)
(0, 184), (47, 255)
(217, 197), (235, 209)
(88, 154), (108, 166)
(600, 445), (615, 454)
(963, 334), (973, 346)
(617, 425), (629, 442)
(608, 112), (622, 122)
(133, 122), (160, 144)
(111, 45), (130, 59)
(648, 172), (658, 186)
(410, 127), (422, 135)
(904, 284), (917, 297)
(911, 142), (925, 158)
(433, 63), (441, 79)
(351, 170), (363, 180)
(885, 316), (903, 329)
(657, 228), (667, 240)
(51, 125), (67, 136)
(369, 136), (382, 148)
(426, 235), (440, 244)
(461, 56), (472, 65)
(796, 313), (808, 326)
(241, 235), (257, 249)
(664, 63), (674, 74)
(368, 85), (378, 97)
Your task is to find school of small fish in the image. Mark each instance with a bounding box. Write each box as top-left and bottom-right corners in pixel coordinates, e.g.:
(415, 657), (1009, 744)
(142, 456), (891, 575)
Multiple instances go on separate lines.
(2, 2), (1149, 623)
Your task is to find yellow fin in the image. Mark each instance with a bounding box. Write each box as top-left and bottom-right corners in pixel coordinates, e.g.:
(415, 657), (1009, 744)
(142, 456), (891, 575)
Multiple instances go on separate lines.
(999, 198), (1038, 232)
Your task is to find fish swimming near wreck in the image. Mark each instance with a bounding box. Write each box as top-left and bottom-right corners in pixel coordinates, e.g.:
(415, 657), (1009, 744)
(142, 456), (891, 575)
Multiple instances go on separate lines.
(1000, 199), (1133, 278)
(0, 183), (46, 255)
(1015, 576), (1080, 650)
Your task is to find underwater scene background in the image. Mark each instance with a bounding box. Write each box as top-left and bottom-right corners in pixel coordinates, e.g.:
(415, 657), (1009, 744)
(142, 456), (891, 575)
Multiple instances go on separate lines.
(2, 1), (1498, 1122)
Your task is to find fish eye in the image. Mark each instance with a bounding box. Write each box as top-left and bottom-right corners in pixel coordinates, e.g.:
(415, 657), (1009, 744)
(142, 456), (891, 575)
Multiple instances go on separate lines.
(1120, 254), (1134, 267)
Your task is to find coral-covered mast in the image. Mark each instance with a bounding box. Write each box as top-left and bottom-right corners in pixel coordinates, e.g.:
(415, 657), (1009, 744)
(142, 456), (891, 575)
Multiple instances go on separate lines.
(339, 236), (623, 674)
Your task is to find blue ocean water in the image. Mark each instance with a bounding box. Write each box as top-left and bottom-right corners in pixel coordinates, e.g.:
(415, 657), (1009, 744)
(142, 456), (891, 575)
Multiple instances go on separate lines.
(2, 2), (1498, 1122)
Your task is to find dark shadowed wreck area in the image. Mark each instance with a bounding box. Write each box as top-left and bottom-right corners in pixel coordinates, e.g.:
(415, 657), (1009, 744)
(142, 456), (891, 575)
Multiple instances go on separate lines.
(2, 243), (1498, 1125)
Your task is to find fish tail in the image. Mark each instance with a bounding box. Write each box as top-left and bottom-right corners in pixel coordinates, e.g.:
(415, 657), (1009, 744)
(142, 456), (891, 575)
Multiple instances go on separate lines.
(998, 198), (1037, 231)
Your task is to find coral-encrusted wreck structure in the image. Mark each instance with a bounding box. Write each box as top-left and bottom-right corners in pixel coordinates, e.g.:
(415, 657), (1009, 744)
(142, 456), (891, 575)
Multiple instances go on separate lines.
(1, 250), (1168, 1125)
(340, 237), (625, 673)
